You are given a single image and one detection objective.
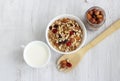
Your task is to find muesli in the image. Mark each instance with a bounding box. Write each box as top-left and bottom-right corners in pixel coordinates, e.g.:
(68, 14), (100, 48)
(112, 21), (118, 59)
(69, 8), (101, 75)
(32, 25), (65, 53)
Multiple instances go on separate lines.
(48, 18), (83, 52)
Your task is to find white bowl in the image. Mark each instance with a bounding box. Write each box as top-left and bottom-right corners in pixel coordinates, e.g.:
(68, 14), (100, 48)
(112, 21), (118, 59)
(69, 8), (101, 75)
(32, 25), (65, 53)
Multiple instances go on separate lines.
(23, 41), (51, 68)
(46, 14), (87, 54)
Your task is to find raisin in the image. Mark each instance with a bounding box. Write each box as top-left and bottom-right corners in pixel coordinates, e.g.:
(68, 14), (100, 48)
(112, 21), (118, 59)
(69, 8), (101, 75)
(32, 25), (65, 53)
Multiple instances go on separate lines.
(49, 26), (52, 30)
(70, 23), (73, 26)
(62, 39), (68, 44)
(70, 31), (74, 35)
(58, 41), (62, 45)
(54, 24), (58, 28)
(66, 41), (71, 46)
(58, 34), (62, 38)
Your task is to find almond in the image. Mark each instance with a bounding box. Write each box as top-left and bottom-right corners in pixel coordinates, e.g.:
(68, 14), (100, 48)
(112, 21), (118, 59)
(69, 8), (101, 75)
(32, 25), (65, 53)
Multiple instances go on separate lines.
(95, 10), (100, 15)
(87, 13), (92, 20)
(97, 15), (103, 19)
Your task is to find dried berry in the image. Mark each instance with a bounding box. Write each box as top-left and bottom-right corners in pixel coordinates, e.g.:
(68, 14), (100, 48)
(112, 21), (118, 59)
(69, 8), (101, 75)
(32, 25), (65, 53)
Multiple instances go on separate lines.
(66, 41), (71, 46)
(66, 62), (72, 67)
(70, 31), (74, 35)
(49, 26), (52, 30)
(52, 29), (57, 33)
(62, 39), (68, 44)
(58, 34), (62, 38)
(54, 24), (58, 28)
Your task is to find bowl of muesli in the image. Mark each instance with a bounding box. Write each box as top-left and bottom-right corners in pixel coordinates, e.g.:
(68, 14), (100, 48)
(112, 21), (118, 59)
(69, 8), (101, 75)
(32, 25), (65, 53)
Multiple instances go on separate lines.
(46, 14), (87, 54)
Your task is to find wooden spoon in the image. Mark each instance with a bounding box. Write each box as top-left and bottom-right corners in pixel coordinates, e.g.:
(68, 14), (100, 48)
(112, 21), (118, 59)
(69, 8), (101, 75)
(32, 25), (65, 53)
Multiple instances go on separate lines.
(57, 20), (120, 72)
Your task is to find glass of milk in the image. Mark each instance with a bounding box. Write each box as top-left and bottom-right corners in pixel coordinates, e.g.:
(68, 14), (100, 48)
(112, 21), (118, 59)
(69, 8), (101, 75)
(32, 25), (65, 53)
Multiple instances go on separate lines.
(23, 41), (51, 68)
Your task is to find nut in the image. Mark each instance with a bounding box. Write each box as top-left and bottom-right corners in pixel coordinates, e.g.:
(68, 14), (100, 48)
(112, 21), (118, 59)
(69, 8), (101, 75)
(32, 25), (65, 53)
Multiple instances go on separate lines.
(90, 18), (96, 24)
(87, 13), (92, 20)
(97, 15), (103, 19)
(86, 7), (104, 25)
(95, 10), (100, 15)
(58, 59), (72, 70)
(88, 10), (93, 15)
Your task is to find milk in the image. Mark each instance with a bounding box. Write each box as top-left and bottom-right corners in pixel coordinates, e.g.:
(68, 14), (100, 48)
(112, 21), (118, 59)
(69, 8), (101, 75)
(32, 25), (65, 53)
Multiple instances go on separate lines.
(24, 41), (50, 68)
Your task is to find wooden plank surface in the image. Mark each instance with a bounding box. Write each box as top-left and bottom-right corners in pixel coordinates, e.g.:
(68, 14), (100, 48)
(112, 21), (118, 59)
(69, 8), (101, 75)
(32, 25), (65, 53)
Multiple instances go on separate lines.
(0, 0), (120, 81)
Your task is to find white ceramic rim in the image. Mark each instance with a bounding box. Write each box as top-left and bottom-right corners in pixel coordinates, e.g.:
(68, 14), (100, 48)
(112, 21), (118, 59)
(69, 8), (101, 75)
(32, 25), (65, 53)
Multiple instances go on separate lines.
(46, 14), (87, 54)
(23, 41), (51, 68)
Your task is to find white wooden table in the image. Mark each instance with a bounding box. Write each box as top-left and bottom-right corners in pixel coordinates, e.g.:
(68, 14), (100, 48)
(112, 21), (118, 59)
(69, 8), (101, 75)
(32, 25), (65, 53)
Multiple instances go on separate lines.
(0, 0), (120, 81)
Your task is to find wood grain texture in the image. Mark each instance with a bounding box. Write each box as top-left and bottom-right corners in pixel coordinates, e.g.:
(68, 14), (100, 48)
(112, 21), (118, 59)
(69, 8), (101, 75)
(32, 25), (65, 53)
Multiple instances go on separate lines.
(57, 20), (120, 72)
(0, 0), (120, 81)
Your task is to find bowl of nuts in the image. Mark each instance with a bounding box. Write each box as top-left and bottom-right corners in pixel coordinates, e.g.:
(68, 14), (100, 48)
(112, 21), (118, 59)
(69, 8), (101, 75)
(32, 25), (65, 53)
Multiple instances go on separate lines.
(46, 14), (87, 54)
(86, 6), (106, 30)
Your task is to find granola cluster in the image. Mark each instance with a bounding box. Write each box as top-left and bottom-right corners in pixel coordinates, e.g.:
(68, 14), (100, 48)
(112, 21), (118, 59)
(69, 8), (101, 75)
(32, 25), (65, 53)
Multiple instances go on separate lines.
(48, 18), (83, 52)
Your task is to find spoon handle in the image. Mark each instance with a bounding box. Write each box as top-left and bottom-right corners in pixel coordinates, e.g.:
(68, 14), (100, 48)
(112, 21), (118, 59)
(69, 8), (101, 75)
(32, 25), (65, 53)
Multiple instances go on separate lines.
(82, 19), (120, 52)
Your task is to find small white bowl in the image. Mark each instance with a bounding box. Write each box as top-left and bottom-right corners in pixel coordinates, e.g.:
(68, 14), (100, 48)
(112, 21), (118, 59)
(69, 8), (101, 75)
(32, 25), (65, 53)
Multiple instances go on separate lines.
(23, 41), (51, 68)
(46, 14), (87, 54)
